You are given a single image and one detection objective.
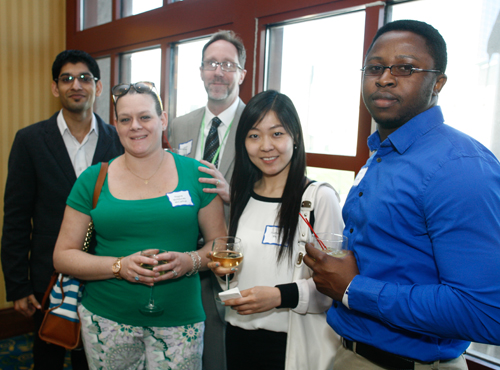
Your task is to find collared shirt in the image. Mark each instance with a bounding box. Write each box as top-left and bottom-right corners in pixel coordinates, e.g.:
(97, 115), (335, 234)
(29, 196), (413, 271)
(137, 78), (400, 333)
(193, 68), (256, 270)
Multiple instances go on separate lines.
(328, 106), (500, 361)
(57, 110), (99, 177)
(194, 97), (240, 164)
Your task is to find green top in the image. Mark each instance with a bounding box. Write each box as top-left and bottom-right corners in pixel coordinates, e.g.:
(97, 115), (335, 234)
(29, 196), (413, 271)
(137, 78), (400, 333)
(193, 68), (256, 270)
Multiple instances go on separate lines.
(67, 153), (216, 327)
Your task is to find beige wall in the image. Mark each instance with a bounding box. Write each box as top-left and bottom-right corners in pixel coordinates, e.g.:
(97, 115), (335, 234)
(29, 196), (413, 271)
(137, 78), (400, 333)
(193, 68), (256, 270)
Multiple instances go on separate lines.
(0, 0), (65, 309)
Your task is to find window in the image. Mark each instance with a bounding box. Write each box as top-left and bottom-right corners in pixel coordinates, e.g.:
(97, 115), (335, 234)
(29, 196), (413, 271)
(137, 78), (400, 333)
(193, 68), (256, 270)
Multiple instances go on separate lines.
(390, 0), (500, 366)
(390, 0), (500, 160)
(94, 57), (111, 122)
(80, 0), (112, 30)
(307, 167), (355, 206)
(265, 9), (367, 197)
(171, 37), (210, 119)
(121, 0), (163, 18)
(119, 48), (162, 92)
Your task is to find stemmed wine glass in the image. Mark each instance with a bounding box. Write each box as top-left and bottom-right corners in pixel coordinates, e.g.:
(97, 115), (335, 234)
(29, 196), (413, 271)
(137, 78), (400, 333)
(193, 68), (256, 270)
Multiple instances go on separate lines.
(211, 236), (243, 302)
(139, 248), (167, 316)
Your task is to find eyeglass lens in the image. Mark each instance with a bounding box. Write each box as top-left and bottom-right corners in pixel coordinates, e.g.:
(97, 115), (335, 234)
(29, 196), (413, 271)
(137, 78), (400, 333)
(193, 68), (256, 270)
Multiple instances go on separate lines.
(203, 61), (239, 72)
(363, 64), (414, 76)
(57, 73), (97, 84)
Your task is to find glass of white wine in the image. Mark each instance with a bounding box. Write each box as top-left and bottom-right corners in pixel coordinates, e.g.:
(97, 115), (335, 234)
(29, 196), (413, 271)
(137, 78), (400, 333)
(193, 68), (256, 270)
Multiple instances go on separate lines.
(211, 236), (243, 302)
(139, 248), (167, 316)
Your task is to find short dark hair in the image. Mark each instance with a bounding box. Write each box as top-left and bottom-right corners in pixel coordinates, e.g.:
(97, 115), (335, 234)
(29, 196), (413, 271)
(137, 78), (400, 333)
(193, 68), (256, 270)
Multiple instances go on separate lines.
(229, 90), (307, 262)
(367, 20), (447, 74)
(52, 50), (101, 81)
(202, 30), (247, 68)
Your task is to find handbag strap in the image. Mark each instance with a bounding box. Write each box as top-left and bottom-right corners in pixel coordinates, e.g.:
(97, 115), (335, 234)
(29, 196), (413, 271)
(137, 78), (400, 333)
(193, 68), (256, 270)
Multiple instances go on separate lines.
(41, 272), (59, 311)
(298, 181), (337, 244)
(93, 162), (108, 209)
(83, 162), (108, 253)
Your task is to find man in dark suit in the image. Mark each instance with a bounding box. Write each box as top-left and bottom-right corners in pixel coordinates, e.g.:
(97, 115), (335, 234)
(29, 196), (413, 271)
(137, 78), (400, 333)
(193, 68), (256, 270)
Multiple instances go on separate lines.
(1, 50), (123, 370)
(169, 30), (247, 370)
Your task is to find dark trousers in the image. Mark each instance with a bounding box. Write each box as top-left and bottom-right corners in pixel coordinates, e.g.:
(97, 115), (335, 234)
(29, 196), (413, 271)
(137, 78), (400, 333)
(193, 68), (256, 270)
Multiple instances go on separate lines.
(226, 323), (287, 370)
(33, 291), (88, 370)
(200, 271), (227, 370)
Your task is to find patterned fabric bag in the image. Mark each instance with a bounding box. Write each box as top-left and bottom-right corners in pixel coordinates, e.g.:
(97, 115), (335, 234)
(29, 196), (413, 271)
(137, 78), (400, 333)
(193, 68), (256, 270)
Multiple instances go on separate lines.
(39, 273), (84, 349)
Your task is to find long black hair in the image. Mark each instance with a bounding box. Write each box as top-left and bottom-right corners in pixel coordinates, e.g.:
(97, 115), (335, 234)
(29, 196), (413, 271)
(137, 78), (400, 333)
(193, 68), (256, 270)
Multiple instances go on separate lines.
(229, 90), (307, 262)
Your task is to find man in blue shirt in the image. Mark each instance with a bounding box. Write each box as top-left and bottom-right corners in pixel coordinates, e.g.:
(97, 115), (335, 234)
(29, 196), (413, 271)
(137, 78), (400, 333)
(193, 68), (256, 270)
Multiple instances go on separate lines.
(304, 20), (500, 370)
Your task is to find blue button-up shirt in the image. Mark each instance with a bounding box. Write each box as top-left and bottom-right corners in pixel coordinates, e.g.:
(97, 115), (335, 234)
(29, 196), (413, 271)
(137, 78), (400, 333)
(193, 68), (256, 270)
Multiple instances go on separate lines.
(328, 106), (500, 361)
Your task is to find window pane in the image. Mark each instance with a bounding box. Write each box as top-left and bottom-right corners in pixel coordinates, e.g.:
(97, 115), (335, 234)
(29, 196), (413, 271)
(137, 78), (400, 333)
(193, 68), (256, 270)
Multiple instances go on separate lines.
(391, 0), (500, 160)
(266, 11), (365, 157)
(307, 167), (355, 207)
(80, 0), (112, 30)
(174, 37), (210, 117)
(119, 48), (162, 93)
(121, 0), (162, 17)
(94, 57), (111, 123)
(391, 0), (500, 364)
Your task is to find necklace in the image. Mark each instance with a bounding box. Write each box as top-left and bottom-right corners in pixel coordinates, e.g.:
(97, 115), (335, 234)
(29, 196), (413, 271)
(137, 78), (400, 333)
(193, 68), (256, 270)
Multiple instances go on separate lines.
(125, 152), (164, 185)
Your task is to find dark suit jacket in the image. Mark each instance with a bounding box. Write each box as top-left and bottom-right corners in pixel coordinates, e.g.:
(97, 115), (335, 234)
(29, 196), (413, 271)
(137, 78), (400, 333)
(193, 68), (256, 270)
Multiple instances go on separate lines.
(1, 112), (124, 301)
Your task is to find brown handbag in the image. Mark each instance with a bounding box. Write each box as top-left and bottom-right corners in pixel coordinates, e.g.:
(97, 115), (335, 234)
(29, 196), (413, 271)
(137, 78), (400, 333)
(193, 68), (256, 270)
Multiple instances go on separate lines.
(38, 162), (108, 349)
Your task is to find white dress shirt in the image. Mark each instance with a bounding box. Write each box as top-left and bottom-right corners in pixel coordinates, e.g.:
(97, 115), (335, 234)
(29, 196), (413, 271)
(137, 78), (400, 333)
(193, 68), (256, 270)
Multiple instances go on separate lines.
(57, 110), (99, 177)
(194, 97), (240, 165)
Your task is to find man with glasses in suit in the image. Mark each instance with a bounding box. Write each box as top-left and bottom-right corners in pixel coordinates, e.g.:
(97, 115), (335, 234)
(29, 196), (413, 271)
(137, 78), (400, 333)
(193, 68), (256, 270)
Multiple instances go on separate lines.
(169, 30), (247, 370)
(1, 49), (123, 370)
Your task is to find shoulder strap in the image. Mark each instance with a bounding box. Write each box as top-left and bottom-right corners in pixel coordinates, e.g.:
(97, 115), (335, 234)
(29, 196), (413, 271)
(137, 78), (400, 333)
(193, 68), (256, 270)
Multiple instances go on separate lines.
(41, 272), (59, 311)
(92, 162), (108, 209)
(298, 181), (338, 244)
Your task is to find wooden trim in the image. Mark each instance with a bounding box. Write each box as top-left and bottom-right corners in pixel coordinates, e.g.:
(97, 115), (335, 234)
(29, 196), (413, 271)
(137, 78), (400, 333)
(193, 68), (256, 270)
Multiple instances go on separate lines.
(0, 308), (34, 340)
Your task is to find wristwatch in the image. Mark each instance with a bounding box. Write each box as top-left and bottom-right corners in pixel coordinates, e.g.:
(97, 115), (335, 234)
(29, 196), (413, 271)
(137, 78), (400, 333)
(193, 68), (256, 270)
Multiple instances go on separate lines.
(112, 257), (123, 279)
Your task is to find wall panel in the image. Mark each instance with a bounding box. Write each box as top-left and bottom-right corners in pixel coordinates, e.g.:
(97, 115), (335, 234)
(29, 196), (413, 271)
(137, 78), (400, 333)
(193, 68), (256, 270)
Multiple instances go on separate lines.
(0, 0), (65, 310)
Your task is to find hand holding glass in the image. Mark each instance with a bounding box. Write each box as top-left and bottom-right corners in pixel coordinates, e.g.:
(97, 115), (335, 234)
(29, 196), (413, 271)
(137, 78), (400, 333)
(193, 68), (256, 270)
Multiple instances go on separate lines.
(314, 233), (348, 258)
(139, 248), (167, 316)
(211, 237), (243, 302)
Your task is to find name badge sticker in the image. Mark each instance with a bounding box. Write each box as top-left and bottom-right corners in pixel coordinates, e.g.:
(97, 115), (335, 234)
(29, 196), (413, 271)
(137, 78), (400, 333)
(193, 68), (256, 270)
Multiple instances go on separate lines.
(167, 190), (194, 207)
(353, 167), (368, 187)
(262, 225), (281, 246)
(179, 140), (193, 156)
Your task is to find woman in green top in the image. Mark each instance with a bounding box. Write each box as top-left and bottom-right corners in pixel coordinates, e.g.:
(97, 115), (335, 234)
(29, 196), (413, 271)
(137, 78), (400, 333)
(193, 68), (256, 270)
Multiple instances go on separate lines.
(54, 82), (226, 370)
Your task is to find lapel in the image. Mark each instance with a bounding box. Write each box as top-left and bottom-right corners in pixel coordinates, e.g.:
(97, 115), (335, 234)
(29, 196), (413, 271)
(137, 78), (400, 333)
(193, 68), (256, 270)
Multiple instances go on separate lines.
(92, 114), (114, 164)
(186, 108), (204, 159)
(219, 99), (245, 178)
(43, 112), (77, 184)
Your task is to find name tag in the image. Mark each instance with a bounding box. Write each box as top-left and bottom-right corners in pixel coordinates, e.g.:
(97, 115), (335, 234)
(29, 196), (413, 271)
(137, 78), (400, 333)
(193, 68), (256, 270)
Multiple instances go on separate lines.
(179, 140), (193, 156)
(353, 167), (368, 187)
(262, 225), (281, 246)
(166, 191), (193, 207)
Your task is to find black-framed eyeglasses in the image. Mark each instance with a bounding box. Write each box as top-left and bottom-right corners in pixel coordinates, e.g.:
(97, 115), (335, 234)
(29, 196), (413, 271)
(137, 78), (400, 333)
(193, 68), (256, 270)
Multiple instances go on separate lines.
(111, 81), (163, 111)
(54, 73), (99, 84)
(201, 60), (243, 72)
(361, 64), (442, 77)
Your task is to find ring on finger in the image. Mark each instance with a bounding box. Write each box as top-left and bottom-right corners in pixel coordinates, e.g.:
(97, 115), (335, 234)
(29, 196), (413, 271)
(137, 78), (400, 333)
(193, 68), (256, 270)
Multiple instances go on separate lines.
(172, 270), (178, 278)
(135, 276), (140, 281)
(216, 179), (221, 186)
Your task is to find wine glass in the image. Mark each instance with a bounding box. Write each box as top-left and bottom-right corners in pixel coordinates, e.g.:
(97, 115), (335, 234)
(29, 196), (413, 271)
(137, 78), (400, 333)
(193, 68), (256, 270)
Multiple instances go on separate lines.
(211, 236), (243, 302)
(314, 233), (348, 258)
(139, 248), (167, 316)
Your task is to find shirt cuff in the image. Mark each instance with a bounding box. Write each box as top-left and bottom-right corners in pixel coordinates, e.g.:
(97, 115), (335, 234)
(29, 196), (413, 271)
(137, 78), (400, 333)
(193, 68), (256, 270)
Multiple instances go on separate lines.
(276, 283), (299, 309)
(342, 281), (353, 309)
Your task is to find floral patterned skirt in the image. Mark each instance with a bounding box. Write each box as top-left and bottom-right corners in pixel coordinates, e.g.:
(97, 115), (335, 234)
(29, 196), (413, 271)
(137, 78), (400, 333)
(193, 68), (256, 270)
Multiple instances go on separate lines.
(78, 304), (204, 370)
